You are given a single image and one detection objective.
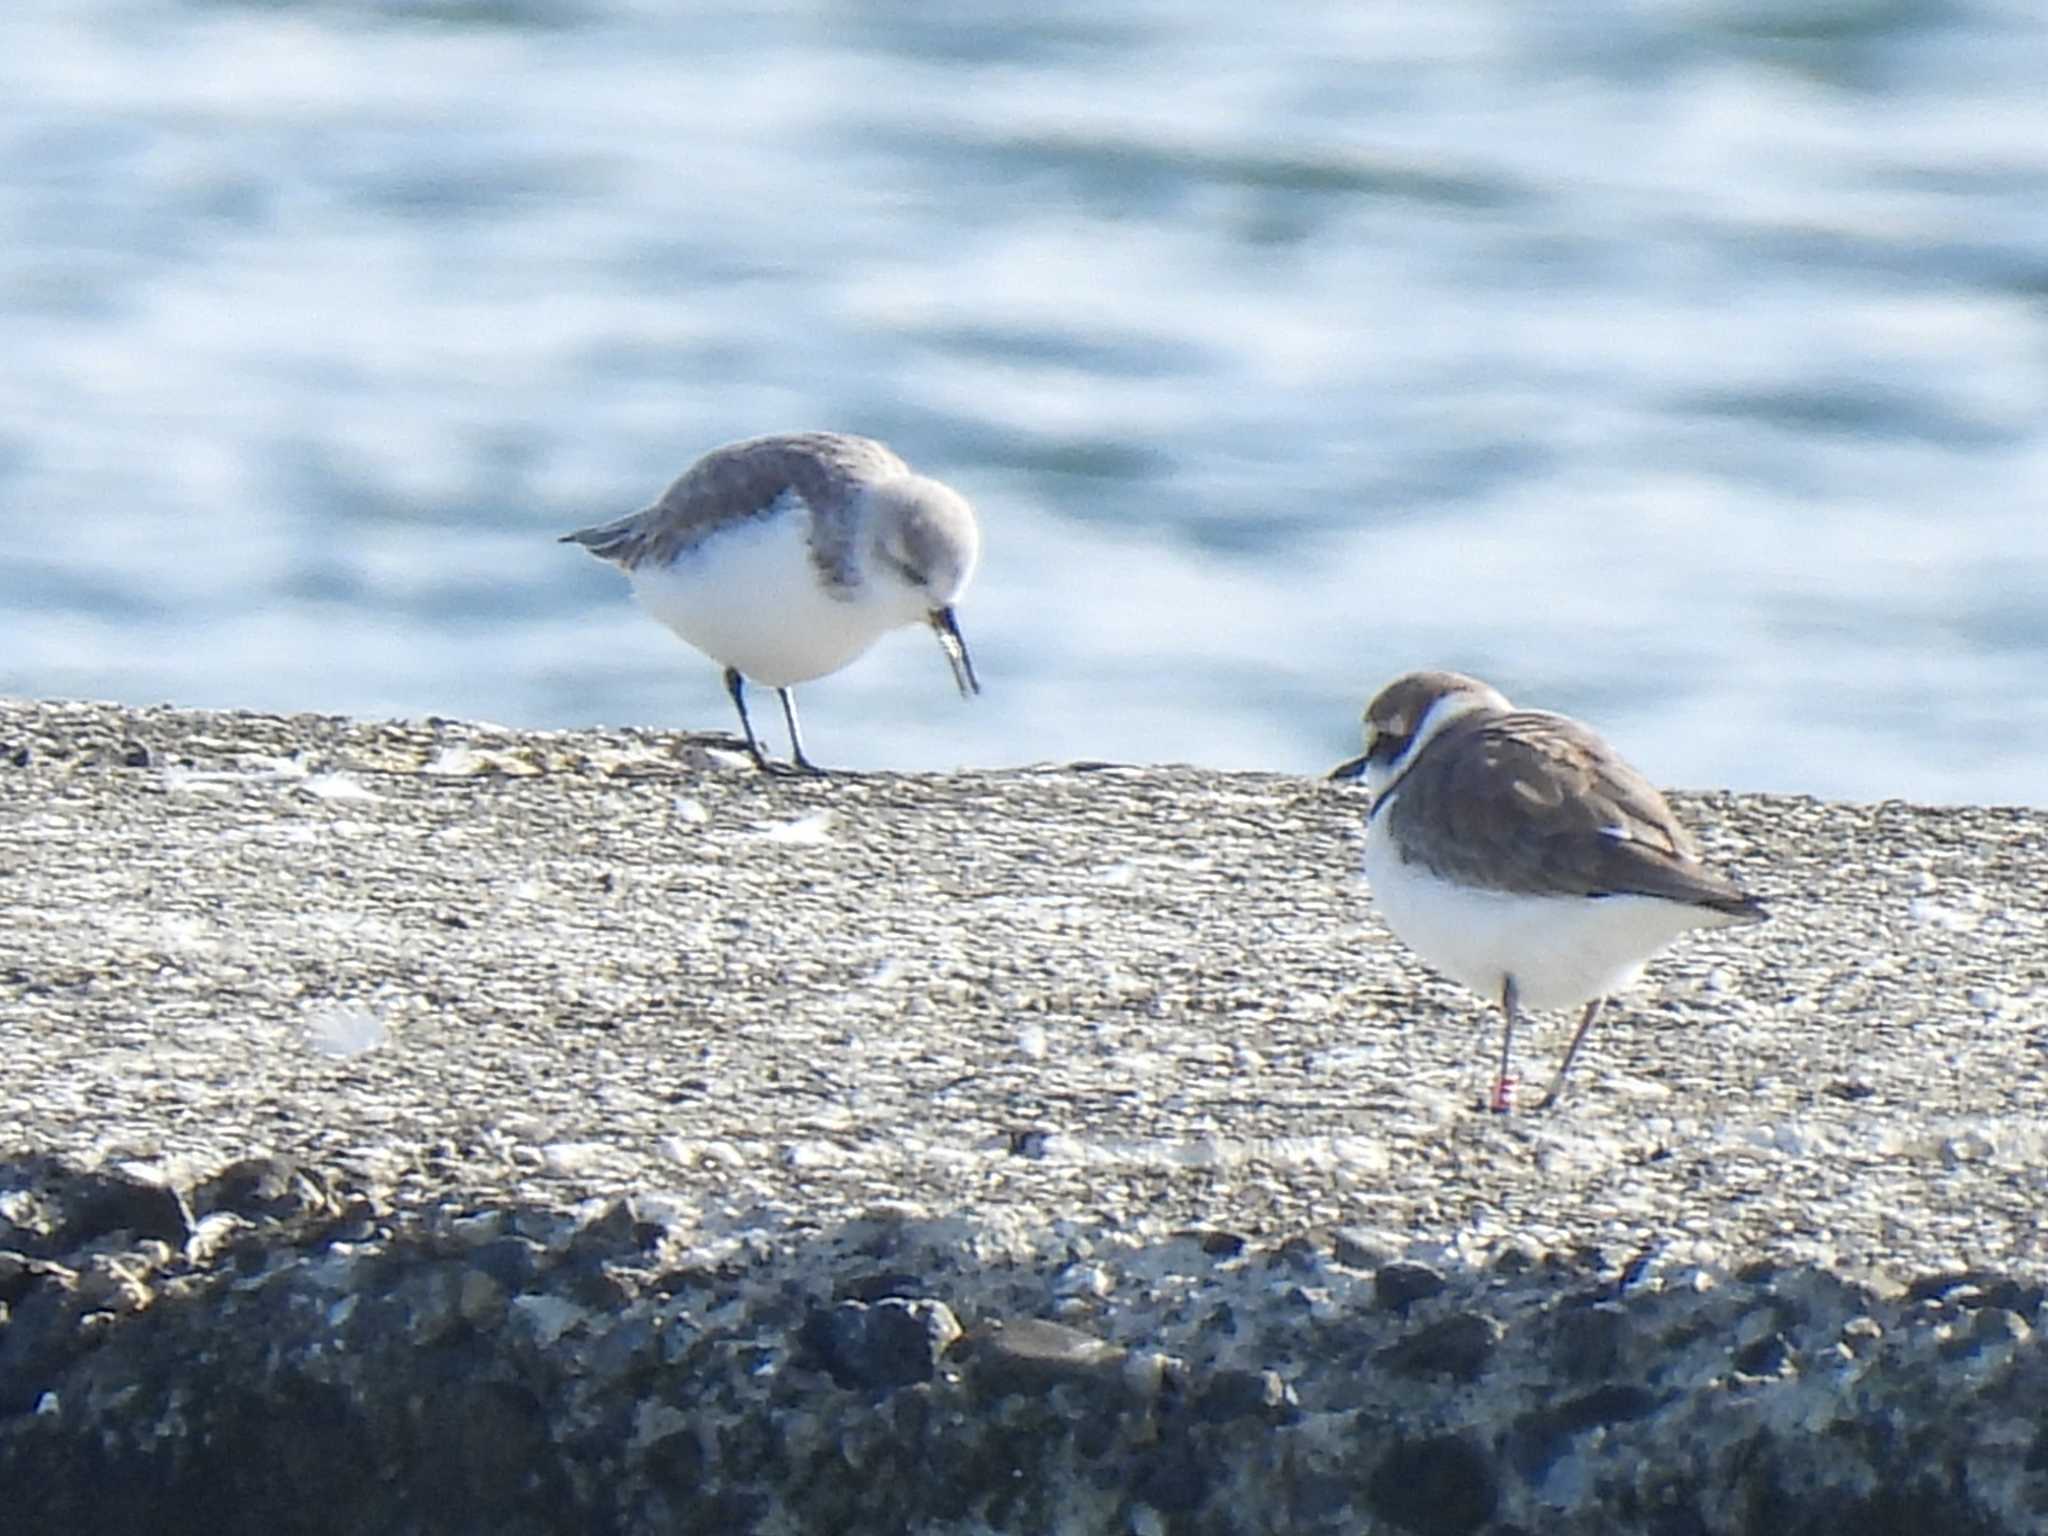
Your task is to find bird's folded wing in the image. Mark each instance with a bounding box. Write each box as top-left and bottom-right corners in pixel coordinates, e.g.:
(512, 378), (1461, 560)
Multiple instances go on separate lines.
(1387, 712), (1756, 913)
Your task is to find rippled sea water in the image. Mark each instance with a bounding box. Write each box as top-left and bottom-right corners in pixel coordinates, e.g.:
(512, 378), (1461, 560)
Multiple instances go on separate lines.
(6, 0), (2047, 803)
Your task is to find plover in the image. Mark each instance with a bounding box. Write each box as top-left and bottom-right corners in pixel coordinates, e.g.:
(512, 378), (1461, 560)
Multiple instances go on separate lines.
(1331, 670), (1766, 1111)
(562, 431), (981, 773)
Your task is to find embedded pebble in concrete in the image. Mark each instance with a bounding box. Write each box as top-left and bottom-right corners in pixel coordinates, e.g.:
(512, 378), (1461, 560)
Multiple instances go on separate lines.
(2, 698), (2047, 1532)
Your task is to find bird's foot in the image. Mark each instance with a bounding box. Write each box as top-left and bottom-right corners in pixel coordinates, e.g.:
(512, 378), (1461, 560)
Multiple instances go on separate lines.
(753, 756), (829, 779)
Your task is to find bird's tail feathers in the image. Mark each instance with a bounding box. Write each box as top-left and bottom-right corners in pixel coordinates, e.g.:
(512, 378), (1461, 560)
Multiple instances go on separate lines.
(559, 513), (646, 566)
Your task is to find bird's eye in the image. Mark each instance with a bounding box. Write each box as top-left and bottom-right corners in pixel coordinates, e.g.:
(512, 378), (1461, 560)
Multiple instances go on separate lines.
(1369, 729), (1412, 764)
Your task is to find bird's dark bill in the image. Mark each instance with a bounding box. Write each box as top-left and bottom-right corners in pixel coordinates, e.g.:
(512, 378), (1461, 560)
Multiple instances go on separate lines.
(930, 607), (980, 697)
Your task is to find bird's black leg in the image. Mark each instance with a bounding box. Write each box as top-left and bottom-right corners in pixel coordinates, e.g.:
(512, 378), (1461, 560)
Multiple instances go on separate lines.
(777, 687), (827, 776)
(724, 667), (779, 773)
(1539, 997), (1606, 1111)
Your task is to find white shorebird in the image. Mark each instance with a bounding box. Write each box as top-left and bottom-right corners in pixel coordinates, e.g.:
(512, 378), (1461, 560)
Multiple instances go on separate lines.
(1332, 670), (1766, 1111)
(562, 431), (981, 773)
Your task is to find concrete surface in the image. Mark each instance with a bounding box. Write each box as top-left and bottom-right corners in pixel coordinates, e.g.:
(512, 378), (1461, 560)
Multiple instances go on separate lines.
(2, 697), (2044, 1533)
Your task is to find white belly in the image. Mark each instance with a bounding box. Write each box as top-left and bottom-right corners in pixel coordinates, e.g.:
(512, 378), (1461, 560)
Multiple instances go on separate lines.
(1362, 811), (1737, 1012)
(627, 512), (918, 688)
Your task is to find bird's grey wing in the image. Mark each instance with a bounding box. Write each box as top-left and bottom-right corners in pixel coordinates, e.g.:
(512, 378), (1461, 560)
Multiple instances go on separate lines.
(646, 433), (908, 575)
(561, 432), (908, 572)
(559, 439), (810, 569)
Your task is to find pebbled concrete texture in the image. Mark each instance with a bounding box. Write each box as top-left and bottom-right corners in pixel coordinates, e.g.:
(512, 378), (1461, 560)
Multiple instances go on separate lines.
(2, 696), (2046, 1534)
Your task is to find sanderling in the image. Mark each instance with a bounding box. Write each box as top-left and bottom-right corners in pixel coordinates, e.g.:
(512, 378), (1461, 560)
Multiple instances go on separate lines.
(562, 431), (981, 773)
(1331, 670), (1766, 1111)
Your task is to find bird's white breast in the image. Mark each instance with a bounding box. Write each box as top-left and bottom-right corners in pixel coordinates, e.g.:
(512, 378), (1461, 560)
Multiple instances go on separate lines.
(1362, 803), (1738, 1013)
(628, 499), (918, 687)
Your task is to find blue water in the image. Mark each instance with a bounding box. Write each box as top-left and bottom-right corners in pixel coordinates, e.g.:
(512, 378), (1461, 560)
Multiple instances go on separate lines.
(6, 0), (2047, 804)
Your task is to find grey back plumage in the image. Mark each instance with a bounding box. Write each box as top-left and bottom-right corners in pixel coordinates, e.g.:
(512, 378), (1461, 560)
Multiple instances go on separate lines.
(560, 432), (910, 591)
(1380, 706), (1765, 916)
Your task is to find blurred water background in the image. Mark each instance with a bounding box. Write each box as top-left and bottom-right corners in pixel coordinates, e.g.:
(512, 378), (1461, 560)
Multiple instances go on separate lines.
(5, 0), (2047, 804)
